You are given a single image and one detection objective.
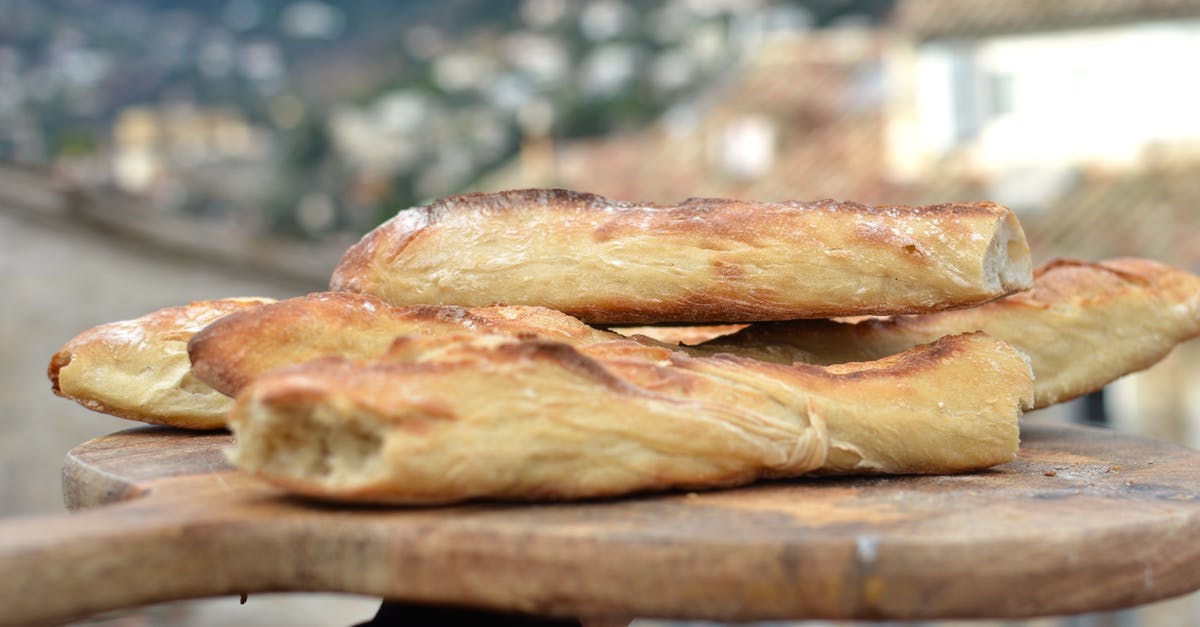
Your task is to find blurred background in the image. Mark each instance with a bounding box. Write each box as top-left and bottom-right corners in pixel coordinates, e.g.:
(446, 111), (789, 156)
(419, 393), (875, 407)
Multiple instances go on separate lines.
(1, 0), (1198, 625)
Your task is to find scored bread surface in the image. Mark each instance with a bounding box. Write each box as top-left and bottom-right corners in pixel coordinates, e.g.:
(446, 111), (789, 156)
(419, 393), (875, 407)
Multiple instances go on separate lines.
(227, 332), (1031, 504)
(330, 189), (1033, 324)
(704, 258), (1200, 408)
(189, 292), (623, 397)
(48, 297), (275, 429)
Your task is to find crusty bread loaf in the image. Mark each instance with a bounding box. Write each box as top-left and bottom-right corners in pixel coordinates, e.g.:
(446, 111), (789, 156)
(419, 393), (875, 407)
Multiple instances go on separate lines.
(704, 258), (1200, 408)
(330, 189), (1033, 324)
(189, 292), (622, 397)
(48, 297), (274, 429)
(227, 332), (1031, 504)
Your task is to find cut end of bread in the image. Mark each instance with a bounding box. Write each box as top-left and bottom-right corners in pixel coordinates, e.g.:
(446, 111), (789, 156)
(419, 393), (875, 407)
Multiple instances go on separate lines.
(985, 211), (1033, 294)
(47, 349), (72, 395)
(229, 401), (386, 491)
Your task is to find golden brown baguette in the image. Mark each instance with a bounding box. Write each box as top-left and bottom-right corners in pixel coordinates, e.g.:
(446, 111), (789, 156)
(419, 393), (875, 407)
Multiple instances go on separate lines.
(48, 297), (275, 429)
(188, 292), (622, 397)
(704, 258), (1200, 408)
(330, 189), (1033, 324)
(227, 332), (1031, 504)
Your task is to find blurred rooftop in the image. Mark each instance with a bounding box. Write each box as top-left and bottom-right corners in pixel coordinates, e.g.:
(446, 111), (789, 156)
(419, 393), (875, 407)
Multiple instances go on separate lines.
(895, 0), (1200, 38)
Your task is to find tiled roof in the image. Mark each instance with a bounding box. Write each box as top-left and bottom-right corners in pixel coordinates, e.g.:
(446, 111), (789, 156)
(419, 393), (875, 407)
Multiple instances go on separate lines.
(893, 0), (1200, 39)
(1020, 161), (1200, 271)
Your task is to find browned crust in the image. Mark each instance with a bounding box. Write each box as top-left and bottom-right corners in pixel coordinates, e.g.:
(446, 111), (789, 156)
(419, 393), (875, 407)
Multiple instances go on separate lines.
(48, 297), (272, 428)
(189, 293), (623, 397)
(47, 350), (70, 396)
(331, 206), (432, 294)
(48, 297), (272, 397)
(188, 292), (425, 396)
(231, 330), (1027, 503)
(722, 257), (1200, 345)
(489, 339), (647, 395)
(698, 331), (982, 383)
(976, 257), (1198, 319)
(237, 337), (646, 439)
(1003, 258), (1155, 308)
(330, 189), (1029, 324)
(48, 298), (263, 392)
(710, 257), (1200, 407)
(423, 328), (978, 409)
(549, 291), (1012, 324)
(364, 189), (1017, 257)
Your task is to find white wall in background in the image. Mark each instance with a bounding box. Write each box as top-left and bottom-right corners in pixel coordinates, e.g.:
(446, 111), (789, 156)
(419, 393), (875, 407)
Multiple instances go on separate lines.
(911, 19), (1200, 172)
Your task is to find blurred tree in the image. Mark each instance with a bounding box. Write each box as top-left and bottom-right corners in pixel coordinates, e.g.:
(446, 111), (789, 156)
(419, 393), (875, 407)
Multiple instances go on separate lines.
(55, 128), (98, 158)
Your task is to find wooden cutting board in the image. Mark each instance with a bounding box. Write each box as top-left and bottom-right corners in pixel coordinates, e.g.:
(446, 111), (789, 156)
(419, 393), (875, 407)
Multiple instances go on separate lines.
(1, 419), (1198, 626)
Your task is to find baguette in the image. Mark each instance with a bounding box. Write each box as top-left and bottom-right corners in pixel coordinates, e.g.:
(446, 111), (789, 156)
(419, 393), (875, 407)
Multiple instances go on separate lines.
(330, 189), (1033, 324)
(227, 332), (1031, 504)
(704, 258), (1200, 408)
(48, 297), (274, 429)
(189, 292), (621, 397)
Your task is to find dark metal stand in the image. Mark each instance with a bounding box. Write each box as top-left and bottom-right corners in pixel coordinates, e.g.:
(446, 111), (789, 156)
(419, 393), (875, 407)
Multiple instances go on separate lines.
(1082, 389), (1108, 426)
(355, 601), (584, 626)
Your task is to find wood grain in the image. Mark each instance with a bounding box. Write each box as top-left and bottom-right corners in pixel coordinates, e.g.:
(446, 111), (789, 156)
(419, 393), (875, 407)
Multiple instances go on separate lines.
(0, 420), (1198, 626)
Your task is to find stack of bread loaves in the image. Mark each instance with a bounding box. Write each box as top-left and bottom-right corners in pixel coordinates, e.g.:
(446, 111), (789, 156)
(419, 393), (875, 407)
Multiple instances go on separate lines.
(49, 189), (1200, 504)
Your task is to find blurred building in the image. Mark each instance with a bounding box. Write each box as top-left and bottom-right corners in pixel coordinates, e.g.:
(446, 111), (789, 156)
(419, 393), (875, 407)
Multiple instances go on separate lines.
(891, 0), (1200, 270)
(476, 26), (900, 205)
(109, 103), (276, 222)
(891, 0), (1200, 178)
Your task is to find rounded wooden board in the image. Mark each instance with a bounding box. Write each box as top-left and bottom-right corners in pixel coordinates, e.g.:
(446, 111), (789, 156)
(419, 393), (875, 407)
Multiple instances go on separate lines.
(3, 420), (1199, 626)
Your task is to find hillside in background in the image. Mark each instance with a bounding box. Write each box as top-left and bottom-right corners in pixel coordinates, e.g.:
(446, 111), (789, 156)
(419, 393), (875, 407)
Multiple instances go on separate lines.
(0, 0), (892, 238)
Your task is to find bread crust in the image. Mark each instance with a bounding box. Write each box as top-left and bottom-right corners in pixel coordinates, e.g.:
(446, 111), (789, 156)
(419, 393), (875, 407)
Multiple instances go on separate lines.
(226, 332), (1030, 504)
(48, 297), (274, 429)
(188, 292), (621, 397)
(330, 189), (1033, 324)
(706, 258), (1200, 408)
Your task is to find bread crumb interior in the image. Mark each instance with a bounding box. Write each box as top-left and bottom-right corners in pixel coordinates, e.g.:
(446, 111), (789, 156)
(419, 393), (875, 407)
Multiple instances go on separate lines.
(232, 403), (384, 487)
(986, 217), (1032, 292)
